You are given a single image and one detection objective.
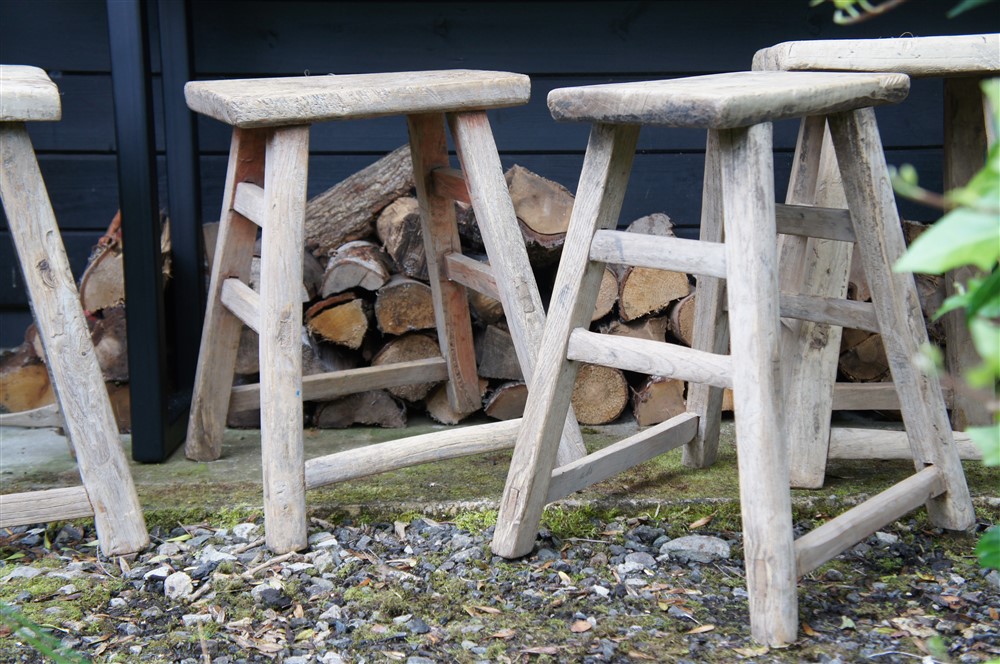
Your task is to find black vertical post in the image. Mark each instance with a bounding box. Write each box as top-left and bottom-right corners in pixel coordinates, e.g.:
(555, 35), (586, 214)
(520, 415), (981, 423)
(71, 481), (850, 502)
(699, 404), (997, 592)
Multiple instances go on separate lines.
(157, 0), (204, 390)
(107, 0), (182, 462)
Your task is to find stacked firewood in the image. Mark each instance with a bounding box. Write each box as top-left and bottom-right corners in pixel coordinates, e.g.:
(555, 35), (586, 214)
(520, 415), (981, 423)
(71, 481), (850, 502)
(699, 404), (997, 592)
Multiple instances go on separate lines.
(0, 147), (946, 432)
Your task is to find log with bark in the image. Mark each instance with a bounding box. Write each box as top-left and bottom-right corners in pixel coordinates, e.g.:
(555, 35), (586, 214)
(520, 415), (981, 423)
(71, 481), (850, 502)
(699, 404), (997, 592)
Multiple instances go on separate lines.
(370, 332), (444, 402)
(314, 390), (407, 429)
(374, 276), (436, 335)
(376, 196), (428, 280)
(483, 381), (528, 421)
(505, 165), (574, 265)
(320, 240), (392, 296)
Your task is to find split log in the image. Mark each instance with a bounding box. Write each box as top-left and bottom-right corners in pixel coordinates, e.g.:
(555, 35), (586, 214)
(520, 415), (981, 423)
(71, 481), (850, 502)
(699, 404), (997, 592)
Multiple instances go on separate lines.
(234, 328), (260, 376)
(105, 382), (132, 433)
(425, 377), (488, 425)
(376, 196), (428, 280)
(839, 328), (890, 382)
(571, 363), (629, 425)
(592, 267), (618, 322)
(0, 343), (54, 413)
(468, 290), (505, 325)
(484, 381), (528, 420)
(616, 214), (690, 321)
(370, 332), (443, 402)
(79, 244), (125, 314)
(314, 390), (407, 429)
(475, 324), (524, 381)
(668, 293), (697, 346)
(599, 315), (669, 343)
(505, 165), (573, 265)
(305, 144), (415, 258)
(631, 375), (686, 427)
(90, 306), (129, 383)
(374, 276), (436, 335)
(305, 294), (372, 350)
(321, 240), (392, 297)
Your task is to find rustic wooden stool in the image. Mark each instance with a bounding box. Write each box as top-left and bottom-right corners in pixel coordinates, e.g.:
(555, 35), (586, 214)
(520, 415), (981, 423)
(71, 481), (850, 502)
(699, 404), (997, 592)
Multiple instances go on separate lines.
(753, 33), (1000, 487)
(0, 65), (147, 556)
(490, 71), (975, 645)
(184, 70), (586, 554)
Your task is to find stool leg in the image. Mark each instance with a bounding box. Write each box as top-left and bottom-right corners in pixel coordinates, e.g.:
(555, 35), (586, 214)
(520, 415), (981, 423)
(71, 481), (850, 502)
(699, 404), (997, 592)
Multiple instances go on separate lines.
(260, 125), (310, 554)
(684, 129), (728, 468)
(407, 113), (481, 413)
(492, 123), (640, 559)
(779, 117), (851, 488)
(718, 124), (798, 646)
(942, 76), (992, 430)
(186, 128), (266, 461)
(829, 108), (975, 532)
(0, 123), (147, 555)
(448, 111), (586, 466)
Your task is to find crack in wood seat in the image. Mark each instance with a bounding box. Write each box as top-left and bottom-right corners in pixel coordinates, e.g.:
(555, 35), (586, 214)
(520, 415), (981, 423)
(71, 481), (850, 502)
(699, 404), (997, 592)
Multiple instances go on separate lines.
(491, 70), (974, 647)
(184, 70), (530, 127)
(751, 34), (1000, 489)
(185, 69), (587, 555)
(0, 65), (147, 556)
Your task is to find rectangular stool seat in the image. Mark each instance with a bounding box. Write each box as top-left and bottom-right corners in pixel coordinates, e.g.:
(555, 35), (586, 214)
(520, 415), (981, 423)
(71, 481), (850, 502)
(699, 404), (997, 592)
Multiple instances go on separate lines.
(0, 65), (61, 122)
(754, 33), (1000, 77)
(185, 69), (530, 127)
(547, 71), (908, 128)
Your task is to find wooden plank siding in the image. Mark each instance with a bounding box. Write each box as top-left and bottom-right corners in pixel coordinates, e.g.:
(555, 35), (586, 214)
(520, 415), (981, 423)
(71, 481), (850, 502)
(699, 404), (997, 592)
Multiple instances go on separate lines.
(0, 0), (995, 345)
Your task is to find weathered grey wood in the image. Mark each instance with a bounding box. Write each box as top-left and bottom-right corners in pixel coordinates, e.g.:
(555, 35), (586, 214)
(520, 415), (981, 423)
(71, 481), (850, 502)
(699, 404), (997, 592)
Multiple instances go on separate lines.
(220, 278), (260, 333)
(0, 123), (147, 556)
(776, 117), (852, 489)
(407, 113), (481, 413)
(0, 66), (61, 122)
(445, 253), (500, 301)
(567, 329), (732, 388)
(305, 419), (521, 488)
(547, 72), (909, 129)
(546, 413), (698, 503)
(492, 123), (640, 560)
(942, 75), (993, 431)
(185, 70), (530, 127)
(683, 129), (728, 469)
(0, 487), (93, 527)
(187, 128), (266, 462)
(718, 124), (798, 645)
(228, 357), (449, 412)
(233, 181), (266, 226)
(794, 466), (944, 577)
(829, 428), (979, 461)
(778, 293), (878, 333)
(259, 125), (310, 554)
(589, 230), (727, 278)
(774, 203), (854, 242)
(832, 382), (954, 411)
(0, 402), (64, 428)
(450, 110), (587, 466)
(830, 108), (974, 532)
(753, 34), (1000, 78)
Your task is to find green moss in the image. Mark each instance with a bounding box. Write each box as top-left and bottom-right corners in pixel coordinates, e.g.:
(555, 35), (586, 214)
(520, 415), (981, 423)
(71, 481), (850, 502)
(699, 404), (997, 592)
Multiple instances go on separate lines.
(454, 509), (498, 532)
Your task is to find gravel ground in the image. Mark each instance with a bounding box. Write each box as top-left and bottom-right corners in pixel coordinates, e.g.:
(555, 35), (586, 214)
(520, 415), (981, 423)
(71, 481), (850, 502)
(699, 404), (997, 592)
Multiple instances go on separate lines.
(1, 501), (998, 664)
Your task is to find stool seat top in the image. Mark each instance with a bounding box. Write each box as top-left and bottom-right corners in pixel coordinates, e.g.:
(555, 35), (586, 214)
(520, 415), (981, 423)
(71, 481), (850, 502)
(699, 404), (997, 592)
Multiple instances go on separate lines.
(754, 33), (999, 78)
(185, 69), (530, 128)
(547, 71), (909, 129)
(0, 65), (61, 122)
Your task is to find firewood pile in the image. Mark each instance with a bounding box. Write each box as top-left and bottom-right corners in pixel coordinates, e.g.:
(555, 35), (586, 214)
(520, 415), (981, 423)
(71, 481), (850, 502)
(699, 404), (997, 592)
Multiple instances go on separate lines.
(0, 147), (946, 432)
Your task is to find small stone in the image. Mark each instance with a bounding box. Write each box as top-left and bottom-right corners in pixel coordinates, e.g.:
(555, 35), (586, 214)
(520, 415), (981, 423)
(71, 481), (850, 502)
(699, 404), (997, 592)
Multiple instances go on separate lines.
(57, 583), (77, 595)
(232, 523), (258, 541)
(2, 567), (42, 582)
(319, 654), (346, 664)
(659, 536), (731, 563)
(823, 569), (845, 582)
(157, 541), (184, 556)
(284, 657), (312, 664)
(108, 597), (128, 610)
(181, 613), (214, 627)
(624, 552), (656, 569)
(319, 605), (343, 621)
(407, 658), (435, 664)
(143, 565), (173, 581)
(874, 531), (899, 546)
(198, 546), (236, 564)
(254, 586), (293, 610)
(536, 548), (559, 561)
(165, 571), (194, 600)
(591, 585), (611, 598)
(407, 616), (431, 634)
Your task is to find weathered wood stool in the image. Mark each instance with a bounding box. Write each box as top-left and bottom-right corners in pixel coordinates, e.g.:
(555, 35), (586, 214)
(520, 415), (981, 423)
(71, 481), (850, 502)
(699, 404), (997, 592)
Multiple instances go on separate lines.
(753, 33), (1000, 487)
(490, 71), (975, 645)
(0, 65), (147, 556)
(184, 70), (586, 554)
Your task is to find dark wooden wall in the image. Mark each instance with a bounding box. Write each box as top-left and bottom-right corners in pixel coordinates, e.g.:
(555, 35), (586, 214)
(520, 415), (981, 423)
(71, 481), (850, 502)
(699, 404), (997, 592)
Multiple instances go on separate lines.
(1, 0), (996, 347)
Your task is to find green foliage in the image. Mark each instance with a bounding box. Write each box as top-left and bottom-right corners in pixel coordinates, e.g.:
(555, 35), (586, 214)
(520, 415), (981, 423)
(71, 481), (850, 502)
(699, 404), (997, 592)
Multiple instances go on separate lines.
(893, 78), (1000, 572)
(0, 602), (90, 663)
(810, 0), (998, 23)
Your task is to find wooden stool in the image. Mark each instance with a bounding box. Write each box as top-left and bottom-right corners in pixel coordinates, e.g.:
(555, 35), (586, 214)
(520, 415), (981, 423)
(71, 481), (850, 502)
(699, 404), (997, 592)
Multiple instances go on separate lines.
(754, 33), (1000, 487)
(184, 70), (586, 554)
(491, 71), (975, 645)
(0, 66), (147, 556)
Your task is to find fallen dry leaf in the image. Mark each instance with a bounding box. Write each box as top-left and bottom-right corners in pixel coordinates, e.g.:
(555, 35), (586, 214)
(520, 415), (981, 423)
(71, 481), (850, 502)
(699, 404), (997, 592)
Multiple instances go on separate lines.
(472, 605), (502, 615)
(490, 629), (517, 640)
(626, 651), (658, 661)
(733, 645), (769, 657)
(523, 646), (560, 655)
(685, 624), (715, 635)
(558, 570), (573, 584)
(571, 619), (593, 633)
(688, 513), (715, 529)
(802, 622), (819, 637)
(382, 651), (406, 661)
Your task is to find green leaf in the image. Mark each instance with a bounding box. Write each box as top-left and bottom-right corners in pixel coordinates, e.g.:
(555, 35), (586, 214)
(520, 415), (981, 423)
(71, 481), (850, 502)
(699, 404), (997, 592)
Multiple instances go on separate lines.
(839, 616), (856, 630)
(894, 208), (1000, 274)
(968, 425), (1000, 466)
(976, 525), (1000, 570)
(947, 0), (997, 18)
